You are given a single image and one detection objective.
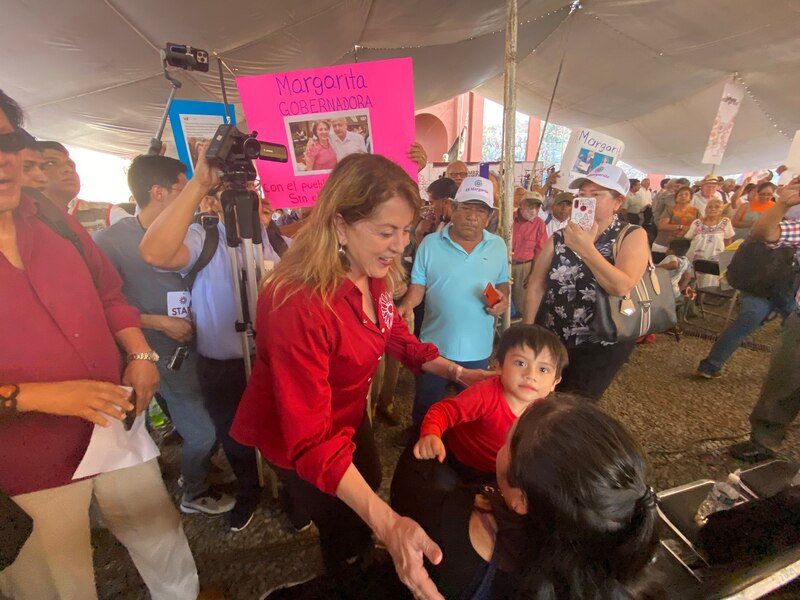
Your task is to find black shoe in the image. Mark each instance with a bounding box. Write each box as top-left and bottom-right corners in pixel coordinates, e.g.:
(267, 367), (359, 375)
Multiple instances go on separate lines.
(229, 494), (259, 532)
(729, 440), (776, 463)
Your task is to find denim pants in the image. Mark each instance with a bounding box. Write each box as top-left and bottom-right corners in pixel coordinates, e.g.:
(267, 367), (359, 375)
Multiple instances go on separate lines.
(412, 357), (489, 426)
(699, 292), (796, 374)
(156, 351), (217, 500)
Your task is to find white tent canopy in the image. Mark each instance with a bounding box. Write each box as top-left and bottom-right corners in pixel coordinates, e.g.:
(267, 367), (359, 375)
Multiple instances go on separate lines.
(3, 0), (799, 175)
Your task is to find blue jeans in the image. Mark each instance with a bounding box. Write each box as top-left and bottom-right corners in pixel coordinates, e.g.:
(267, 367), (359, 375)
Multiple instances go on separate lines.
(699, 292), (797, 375)
(412, 358), (489, 426)
(156, 350), (218, 500)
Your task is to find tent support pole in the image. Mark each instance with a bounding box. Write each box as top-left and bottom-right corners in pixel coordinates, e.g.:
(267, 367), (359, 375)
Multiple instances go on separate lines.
(500, 0), (518, 332)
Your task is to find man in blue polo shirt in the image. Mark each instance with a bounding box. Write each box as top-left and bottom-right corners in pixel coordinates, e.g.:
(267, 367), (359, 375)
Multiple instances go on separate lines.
(400, 176), (509, 426)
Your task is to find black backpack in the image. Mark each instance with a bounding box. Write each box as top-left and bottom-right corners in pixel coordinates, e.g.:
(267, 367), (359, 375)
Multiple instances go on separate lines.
(726, 237), (800, 301)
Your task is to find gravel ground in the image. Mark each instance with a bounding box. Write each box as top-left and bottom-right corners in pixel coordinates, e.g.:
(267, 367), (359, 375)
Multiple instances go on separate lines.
(95, 309), (800, 599)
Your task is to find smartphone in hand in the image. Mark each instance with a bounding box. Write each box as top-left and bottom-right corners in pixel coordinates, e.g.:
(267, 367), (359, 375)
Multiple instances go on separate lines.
(123, 388), (136, 431)
(483, 282), (501, 308)
(570, 197), (597, 230)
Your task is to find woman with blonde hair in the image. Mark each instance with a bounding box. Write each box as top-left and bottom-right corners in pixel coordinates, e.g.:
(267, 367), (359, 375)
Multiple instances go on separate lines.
(232, 153), (492, 600)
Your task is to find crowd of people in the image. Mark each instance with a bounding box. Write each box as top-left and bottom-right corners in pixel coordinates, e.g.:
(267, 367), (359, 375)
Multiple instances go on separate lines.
(2, 84), (800, 600)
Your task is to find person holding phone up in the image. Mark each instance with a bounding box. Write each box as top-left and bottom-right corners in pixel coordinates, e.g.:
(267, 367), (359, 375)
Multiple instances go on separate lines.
(522, 164), (649, 401)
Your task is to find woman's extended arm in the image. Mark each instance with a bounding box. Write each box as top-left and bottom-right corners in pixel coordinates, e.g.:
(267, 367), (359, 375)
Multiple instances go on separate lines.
(522, 237), (554, 324)
(731, 204), (751, 229)
(751, 179), (800, 241)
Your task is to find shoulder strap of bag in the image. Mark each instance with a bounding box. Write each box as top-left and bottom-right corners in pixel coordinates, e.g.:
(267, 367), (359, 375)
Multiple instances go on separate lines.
(25, 187), (99, 289)
(183, 215), (219, 291)
(611, 223), (661, 297)
(612, 223), (655, 267)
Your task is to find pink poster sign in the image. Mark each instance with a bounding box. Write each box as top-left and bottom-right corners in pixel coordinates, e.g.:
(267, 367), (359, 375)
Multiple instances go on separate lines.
(236, 58), (417, 208)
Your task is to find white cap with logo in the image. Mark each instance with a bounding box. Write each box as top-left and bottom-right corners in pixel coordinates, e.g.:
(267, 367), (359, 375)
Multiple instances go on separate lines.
(454, 176), (495, 209)
(569, 164), (630, 196)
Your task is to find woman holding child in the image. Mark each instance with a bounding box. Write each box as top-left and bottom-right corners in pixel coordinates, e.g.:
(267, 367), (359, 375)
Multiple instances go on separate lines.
(231, 153), (493, 600)
(522, 164), (650, 401)
(396, 396), (662, 599)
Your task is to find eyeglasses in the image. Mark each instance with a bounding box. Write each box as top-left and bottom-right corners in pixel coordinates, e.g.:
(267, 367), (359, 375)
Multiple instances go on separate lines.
(447, 171), (468, 178)
(0, 131), (28, 153)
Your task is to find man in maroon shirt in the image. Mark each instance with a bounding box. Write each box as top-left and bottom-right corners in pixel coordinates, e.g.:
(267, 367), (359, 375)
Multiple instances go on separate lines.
(511, 191), (547, 316)
(0, 91), (199, 599)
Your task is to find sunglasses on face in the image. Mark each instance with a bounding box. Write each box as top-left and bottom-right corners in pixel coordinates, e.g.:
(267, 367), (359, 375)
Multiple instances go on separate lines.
(0, 131), (29, 153)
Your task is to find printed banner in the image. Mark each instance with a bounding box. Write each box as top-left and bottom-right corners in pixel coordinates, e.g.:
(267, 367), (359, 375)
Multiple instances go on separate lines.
(168, 99), (236, 177)
(237, 58), (417, 208)
(555, 129), (625, 189)
(702, 80), (745, 166)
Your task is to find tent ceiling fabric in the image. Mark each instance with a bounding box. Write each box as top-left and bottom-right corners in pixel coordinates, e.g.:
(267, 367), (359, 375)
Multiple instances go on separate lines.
(477, 0), (800, 174)
(3, 0), (798, 175)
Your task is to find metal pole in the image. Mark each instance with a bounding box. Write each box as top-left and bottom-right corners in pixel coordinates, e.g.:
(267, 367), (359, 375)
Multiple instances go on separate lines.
(500, 0), (518, 332)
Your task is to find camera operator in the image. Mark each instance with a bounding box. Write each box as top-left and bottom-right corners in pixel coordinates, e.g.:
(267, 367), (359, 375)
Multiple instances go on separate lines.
(94, 154), (233, 517)
(140, 144), (281, 532)
(729, 176), (800, 462)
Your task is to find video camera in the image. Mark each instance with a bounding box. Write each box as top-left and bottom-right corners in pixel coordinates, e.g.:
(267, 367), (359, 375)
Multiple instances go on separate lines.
(205, 125), (287, 185)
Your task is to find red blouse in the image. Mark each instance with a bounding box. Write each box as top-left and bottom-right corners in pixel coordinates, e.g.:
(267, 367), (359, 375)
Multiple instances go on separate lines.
(231, 277), (439, 495)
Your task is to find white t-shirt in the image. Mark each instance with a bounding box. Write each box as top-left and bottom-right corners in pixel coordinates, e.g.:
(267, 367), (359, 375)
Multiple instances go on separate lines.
(330, 130), (367, 161)
(657, 254), (690, 299)
(690, 191), (722, 216)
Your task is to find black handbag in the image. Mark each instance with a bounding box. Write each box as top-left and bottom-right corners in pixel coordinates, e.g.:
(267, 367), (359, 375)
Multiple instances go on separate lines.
(0, 490), (32, 569)
(591, 225), (677, 343)
(725, 237), (800, 301)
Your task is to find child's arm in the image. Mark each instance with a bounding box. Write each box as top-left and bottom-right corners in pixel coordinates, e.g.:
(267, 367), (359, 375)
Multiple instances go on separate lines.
(413, 435), (446, 462)
(656, 257), (678, 270)
(677, 270), (693, 292)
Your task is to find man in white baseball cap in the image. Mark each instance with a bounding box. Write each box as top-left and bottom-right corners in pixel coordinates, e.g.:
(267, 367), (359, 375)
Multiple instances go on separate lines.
(453, 175), (495, 209)
(398, 175), (508, 432)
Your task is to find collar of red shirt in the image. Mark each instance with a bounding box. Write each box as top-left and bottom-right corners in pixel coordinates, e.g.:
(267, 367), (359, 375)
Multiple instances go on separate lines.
(15, 192), (39, 220)
(331, 276), (387, 305)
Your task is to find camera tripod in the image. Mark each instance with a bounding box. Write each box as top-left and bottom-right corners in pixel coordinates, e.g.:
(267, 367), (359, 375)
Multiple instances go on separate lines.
(219, 175), (276, 491)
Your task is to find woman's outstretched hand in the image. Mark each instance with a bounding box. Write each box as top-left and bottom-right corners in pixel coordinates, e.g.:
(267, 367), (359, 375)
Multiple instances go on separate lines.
(383, 513), (445, 600)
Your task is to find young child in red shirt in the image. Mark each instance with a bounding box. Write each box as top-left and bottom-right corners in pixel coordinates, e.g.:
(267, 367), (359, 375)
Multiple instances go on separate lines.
(413, 324), (568, 481)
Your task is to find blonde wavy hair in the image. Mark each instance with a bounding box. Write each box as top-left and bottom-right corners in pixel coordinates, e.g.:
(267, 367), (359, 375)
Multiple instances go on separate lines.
(267, 153), (421, 309)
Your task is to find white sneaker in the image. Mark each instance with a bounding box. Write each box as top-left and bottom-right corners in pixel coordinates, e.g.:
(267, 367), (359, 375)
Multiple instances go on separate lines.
(180, 490), (235, 516)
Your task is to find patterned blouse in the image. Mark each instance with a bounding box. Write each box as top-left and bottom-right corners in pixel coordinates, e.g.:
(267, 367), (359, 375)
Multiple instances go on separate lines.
(541, 215), (634, 348)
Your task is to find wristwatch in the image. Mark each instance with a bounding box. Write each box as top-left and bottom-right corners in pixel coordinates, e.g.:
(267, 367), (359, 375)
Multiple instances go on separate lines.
(127, 350), (160, 363)
(0, 384), (20, 412)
